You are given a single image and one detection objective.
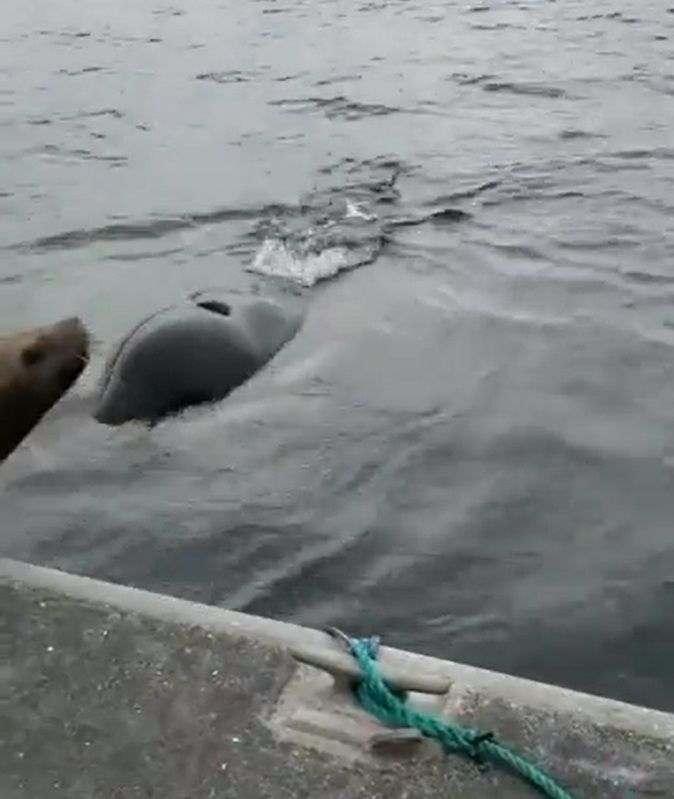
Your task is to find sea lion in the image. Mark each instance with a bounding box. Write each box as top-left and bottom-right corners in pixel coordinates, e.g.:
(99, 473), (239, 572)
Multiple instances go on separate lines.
(0, 317), (90, 463)
(94, 294), (302, 426)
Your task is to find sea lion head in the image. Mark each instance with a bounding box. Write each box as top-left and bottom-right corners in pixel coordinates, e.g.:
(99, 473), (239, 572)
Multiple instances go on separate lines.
(0, 317), (90, 463)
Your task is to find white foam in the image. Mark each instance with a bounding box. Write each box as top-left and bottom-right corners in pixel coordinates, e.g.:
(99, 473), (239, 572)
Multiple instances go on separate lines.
(345, 198), (377, 221)
(249, 238), (350, 287)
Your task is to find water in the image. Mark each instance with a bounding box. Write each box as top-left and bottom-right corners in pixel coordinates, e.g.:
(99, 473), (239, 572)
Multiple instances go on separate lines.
(2, 0), (673, 712)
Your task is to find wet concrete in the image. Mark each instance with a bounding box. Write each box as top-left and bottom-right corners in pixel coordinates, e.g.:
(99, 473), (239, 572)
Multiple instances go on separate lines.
(3, 558), (673, 799)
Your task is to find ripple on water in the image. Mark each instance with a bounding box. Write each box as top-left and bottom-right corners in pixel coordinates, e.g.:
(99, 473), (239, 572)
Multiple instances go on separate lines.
(481, 80), (568, 99)
(268, 95), (401, 120)
(1, 0), (674, 714)
(195, 70), (259, 84)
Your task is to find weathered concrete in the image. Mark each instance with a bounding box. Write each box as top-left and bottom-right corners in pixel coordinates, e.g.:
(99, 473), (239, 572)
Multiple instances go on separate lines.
(3, 558), (673, 799)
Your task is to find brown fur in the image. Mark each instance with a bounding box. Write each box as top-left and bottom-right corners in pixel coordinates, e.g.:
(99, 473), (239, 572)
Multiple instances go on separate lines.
(0, 317), (89, 463)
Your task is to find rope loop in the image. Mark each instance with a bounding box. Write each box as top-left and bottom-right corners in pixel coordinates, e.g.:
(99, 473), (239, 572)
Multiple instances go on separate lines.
(326, 628), (578, 799)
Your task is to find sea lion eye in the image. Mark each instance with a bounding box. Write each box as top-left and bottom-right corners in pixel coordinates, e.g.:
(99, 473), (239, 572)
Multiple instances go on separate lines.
(21, 343), (46, 366)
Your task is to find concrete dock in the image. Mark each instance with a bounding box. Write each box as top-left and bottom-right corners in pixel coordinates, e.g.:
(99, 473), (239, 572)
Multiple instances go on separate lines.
(3, 557), (673, 798)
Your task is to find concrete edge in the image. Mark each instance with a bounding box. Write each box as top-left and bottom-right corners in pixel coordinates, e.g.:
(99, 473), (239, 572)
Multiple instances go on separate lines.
(4, 557), (674, 742)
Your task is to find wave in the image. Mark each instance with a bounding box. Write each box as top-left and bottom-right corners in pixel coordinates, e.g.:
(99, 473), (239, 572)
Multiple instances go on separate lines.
(6, 203), (296, 252)
(8, 155), (474, 287)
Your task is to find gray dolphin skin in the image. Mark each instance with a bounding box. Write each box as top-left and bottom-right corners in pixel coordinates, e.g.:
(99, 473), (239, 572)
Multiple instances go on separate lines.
(94, 296), (302, 425)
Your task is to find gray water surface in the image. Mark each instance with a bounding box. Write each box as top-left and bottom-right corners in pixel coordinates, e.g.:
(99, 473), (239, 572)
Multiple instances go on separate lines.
(2, 0), (674, 711)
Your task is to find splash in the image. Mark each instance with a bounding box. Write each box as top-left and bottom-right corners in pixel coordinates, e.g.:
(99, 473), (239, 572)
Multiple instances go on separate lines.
(248, 192), (387, 287)
(249, 238), (352, 287)
(345, 199), (377, 221)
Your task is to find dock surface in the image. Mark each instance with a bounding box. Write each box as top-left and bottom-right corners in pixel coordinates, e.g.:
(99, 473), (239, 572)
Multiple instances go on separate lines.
(4, 558), (673, 798)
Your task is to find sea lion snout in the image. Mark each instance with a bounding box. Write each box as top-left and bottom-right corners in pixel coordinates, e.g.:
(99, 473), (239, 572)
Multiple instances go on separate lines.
(0, 316), (91, 463)
(19, 317), (90, 389)
(53, 317), (90, 360)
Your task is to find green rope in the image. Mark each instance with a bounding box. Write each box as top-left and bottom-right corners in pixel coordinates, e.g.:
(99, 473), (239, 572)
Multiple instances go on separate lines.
(332, 630), (577, 799)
